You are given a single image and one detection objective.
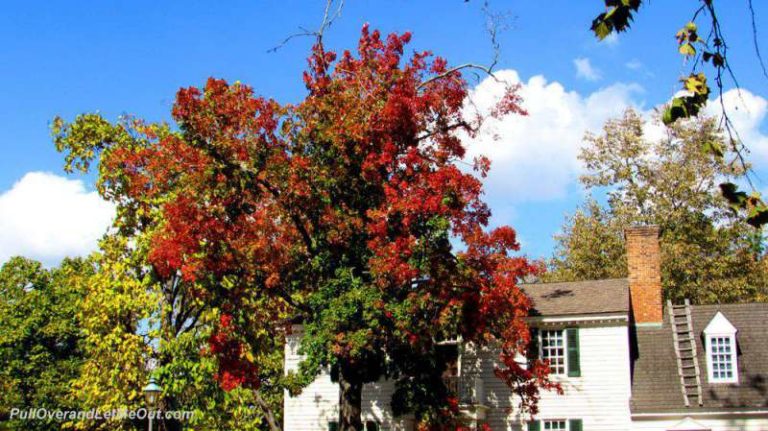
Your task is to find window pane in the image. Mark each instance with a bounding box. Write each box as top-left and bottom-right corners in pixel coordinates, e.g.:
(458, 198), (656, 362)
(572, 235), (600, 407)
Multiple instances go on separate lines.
(540, 330), (566, 375)
(710, 336), (735, 382)
(543, 420), (566, 430)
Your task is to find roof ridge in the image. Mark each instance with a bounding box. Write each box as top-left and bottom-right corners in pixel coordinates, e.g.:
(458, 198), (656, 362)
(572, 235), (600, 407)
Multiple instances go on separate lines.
(521, 277), (628, 287)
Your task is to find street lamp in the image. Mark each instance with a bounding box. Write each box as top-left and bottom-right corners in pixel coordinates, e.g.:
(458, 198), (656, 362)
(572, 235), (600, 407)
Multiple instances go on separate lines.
(143, 377), (162, 431)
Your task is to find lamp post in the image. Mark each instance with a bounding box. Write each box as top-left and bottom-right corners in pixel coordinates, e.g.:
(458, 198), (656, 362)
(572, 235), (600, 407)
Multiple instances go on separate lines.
(143, 377), (162, 431)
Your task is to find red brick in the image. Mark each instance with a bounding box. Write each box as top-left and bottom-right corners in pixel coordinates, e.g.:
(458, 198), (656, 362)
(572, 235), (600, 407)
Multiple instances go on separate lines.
(625, 226), (662, 325)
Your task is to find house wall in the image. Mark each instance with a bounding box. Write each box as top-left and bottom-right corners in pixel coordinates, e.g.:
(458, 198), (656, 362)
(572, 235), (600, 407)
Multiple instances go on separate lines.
(467, 322), (633, 431)
(630, 415), (768, 431)
(284, 320), (632, 431)
(283, 327), (411, 431)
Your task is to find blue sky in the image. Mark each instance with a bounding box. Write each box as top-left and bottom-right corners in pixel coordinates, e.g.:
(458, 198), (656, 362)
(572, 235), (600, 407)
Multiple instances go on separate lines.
(1, 1), (768, 265)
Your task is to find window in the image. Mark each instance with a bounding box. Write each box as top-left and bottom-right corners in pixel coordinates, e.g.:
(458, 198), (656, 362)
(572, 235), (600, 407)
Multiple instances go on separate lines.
(709, 336), (736, 382)
(529, 419), (582, 431)
(329, 420), (380, 431)
(703, 311), (738, 384)
(544, 420), (566, 430)
(540, 330), (566, 375)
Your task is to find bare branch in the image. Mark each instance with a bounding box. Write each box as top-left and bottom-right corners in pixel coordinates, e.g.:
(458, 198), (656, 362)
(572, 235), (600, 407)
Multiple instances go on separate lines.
(481, 0), (514, 72)
(267, 0), (344, 53)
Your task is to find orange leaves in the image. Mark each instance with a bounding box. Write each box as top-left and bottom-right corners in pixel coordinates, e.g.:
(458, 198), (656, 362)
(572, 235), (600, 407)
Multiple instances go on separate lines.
(87, 23), (549, 410)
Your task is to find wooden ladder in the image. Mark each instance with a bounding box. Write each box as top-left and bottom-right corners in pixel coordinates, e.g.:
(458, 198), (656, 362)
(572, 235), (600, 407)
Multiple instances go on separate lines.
(667, 299), (703, 407)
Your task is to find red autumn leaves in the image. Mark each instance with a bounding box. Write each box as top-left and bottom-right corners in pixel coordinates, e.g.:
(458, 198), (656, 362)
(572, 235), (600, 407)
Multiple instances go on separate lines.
(95, 23), (555, 423)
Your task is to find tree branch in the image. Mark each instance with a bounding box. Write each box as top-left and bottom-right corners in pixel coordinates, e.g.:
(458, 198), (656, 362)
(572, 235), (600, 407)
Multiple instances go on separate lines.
(254, 390), (282, 431)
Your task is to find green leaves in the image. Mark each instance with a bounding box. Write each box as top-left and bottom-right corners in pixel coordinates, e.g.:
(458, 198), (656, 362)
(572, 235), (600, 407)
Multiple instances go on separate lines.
(720, 183), (768, 227)
(52, 113), (130, 174)
(701, 139), (725, 159)
(703, 51), (725, 67)
(676, 22), (701, 57)
(590, 0), (642, 40)
(662, 74), (710, 126)
(0, 257), (92, 431)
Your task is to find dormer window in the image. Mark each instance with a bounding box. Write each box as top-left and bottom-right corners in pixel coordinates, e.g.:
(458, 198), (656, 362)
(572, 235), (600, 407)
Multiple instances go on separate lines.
(703, 311), (738, 384)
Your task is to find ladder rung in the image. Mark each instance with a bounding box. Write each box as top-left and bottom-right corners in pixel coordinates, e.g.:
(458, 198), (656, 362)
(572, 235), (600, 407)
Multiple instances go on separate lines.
(681, 364), (696, 368)
(684, 383), (699, 387)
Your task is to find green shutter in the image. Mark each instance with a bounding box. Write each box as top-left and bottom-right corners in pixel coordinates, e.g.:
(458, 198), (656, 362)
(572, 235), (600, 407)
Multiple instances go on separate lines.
(528, 327), (540, 367)
(527, 420), (541, 431)
(569, 419), (583, 431)
(328, 421), (339, 431)
(566, 327), (581, 377)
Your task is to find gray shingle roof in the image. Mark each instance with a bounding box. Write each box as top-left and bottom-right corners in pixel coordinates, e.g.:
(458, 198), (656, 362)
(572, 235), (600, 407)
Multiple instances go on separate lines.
(631, 303), (768, 413)
(522, 278), (630, 317)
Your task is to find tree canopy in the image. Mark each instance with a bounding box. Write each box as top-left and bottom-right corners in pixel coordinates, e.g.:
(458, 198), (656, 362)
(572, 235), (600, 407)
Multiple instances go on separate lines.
(546, 109), (768, 304)
(53, 26), (557, 430)
(0, 257), (91, 430)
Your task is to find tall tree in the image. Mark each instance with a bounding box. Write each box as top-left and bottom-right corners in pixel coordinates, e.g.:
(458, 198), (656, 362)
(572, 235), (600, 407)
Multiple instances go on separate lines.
(54, 26), (557, 430)
(0, 256), (91, 431)
(547, 109), (768, 304)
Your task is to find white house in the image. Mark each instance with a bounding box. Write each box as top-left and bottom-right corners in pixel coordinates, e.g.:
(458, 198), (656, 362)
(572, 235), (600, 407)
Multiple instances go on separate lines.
(284, 226), (768, 430)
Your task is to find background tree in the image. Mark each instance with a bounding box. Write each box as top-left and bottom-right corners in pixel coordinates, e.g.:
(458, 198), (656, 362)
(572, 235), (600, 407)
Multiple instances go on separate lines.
(53, 25), (557, 430)
(546, 109), (768, 304)
(0, 256), (91, 431)
(591, 0), (768, 227)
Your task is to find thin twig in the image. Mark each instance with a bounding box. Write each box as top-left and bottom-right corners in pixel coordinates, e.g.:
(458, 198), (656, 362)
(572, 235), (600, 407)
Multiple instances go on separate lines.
(267, 0), (344, 53)
(418, 63), (501, 90)
(747, 0), (768, 83)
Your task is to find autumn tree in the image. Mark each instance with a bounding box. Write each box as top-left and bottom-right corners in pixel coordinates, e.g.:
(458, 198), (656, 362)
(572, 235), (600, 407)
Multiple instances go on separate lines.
(54, 26), (557, 430)
(546, 109), (768, 304)
(0, 256), (92, 431)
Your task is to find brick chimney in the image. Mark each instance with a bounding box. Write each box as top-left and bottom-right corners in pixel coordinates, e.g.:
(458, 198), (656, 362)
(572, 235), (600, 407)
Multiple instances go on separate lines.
(625, 225), (663, 326)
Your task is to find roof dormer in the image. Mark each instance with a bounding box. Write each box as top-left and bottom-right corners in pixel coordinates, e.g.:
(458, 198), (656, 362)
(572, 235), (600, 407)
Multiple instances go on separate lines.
(703, 311), (738, 384)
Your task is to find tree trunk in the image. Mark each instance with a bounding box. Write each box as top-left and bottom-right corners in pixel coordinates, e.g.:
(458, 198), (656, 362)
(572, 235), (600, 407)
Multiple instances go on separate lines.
(338, 365), (364, 431)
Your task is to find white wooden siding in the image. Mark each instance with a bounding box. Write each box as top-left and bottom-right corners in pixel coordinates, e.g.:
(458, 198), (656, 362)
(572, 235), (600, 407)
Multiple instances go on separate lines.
(283, 328), (410, 431)
(285, 322), (632, 431)
(466, 324), (633, 431)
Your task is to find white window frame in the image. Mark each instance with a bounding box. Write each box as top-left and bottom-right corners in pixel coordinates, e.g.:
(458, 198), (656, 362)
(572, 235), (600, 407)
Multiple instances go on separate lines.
(542, 419), (568, 430)
(539, 329), (567, 376)
(706, 334), (738, 383)
(703, 312), (739, 384)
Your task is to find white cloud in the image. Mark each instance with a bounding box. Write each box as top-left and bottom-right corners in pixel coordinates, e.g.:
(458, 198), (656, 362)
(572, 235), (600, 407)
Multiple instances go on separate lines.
(0, 172), (114, 266)
(462, 74), (768, 231)
(704, 88), (768, 161)
(463, 70), (645, 208)
(574, 57), (602, 81)
(625, 59), (643, 70)
(603, 33), (620, 47)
